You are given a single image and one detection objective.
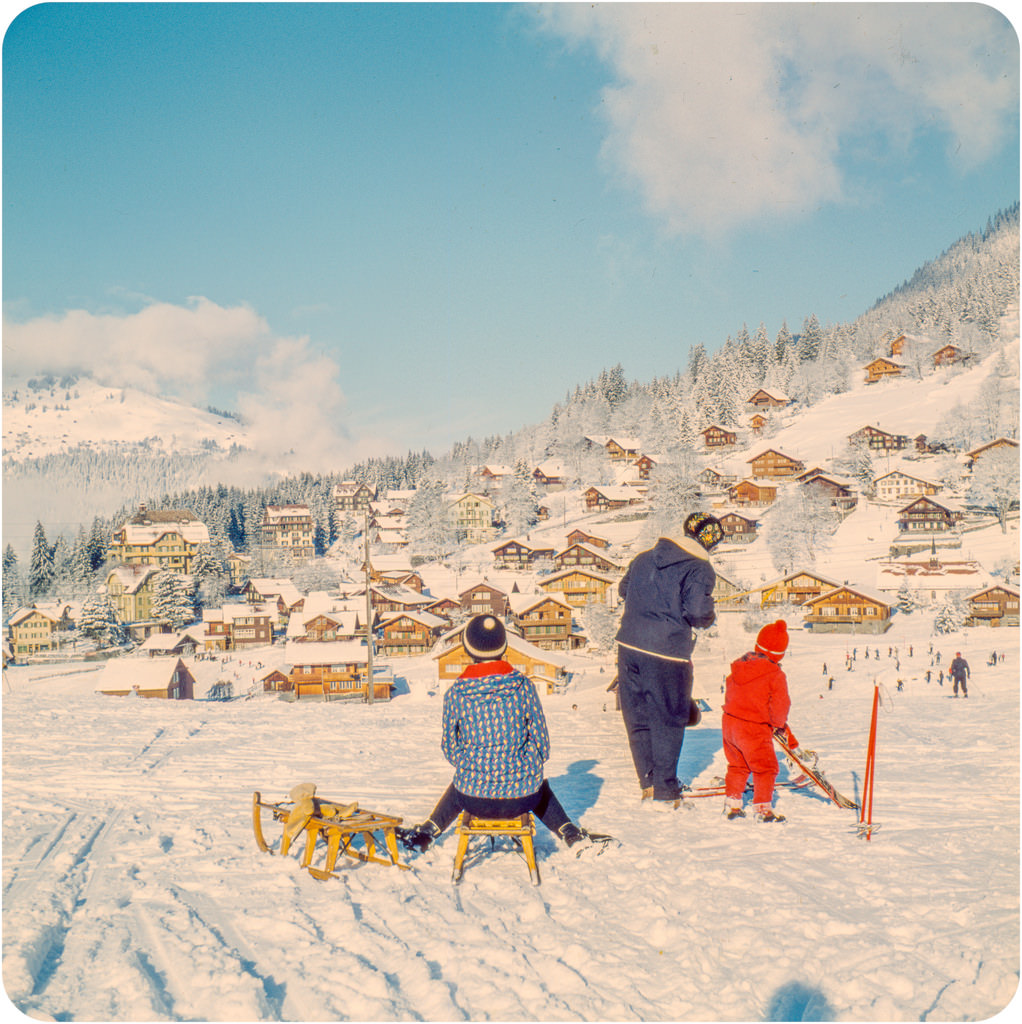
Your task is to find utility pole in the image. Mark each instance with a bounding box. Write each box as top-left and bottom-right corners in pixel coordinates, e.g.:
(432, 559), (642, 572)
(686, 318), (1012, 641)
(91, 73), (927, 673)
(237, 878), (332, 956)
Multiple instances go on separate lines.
(364, 511), (374, 704)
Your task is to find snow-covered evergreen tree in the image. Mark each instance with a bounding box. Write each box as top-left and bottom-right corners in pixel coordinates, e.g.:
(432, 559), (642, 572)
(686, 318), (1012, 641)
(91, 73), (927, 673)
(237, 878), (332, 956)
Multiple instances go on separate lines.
(3, 545), (23, 619)
(933, 594), (966, 634)
(641, 452), (702, 546)
(497, 462), (539, 537)
(28, 521), (54, 600)
(406, 483), (456, 559)
(149, 570), (197, 630)
(77, 589), (123, 647)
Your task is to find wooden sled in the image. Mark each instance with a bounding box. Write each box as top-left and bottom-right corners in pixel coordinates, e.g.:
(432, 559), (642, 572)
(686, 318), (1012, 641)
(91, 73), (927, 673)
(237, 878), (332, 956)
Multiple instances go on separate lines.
(253, 785), (410, 880)
(451, 812), (539, 886)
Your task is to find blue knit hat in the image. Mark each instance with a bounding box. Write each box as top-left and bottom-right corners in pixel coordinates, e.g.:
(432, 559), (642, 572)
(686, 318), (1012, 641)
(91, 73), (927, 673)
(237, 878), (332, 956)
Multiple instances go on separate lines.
(463, 614), (508, 661)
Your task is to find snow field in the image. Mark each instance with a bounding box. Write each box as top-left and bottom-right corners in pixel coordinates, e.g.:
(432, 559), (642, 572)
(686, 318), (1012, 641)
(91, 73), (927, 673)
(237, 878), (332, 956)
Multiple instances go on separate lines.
(2, 615), (1018, 1021)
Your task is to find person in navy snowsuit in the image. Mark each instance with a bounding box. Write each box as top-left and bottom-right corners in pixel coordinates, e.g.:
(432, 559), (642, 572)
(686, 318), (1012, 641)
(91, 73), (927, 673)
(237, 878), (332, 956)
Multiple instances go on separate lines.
(398, 615), (607, 854)
(615, 512), (723, 808)
(949, 652), (970, 697)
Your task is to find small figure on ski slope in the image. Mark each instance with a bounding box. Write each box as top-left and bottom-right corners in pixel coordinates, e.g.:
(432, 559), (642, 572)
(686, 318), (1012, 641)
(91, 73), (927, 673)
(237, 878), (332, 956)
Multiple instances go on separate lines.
(721, 620), (796, 823)
(949, 652), (970, 698)
(397, 615), (611, 856)
(615, 511), (723, 809)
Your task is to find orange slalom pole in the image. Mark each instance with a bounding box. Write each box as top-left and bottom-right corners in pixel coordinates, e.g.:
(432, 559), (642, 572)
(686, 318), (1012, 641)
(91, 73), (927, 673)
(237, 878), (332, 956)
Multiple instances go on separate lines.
(860, 682), (880, 840)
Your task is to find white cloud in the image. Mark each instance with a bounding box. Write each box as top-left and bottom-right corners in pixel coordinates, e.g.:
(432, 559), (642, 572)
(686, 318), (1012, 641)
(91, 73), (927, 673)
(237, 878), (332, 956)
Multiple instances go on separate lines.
(2, 297), (359, 472)
(537, 3), (1018, 235)
(2, 297), (268, 400)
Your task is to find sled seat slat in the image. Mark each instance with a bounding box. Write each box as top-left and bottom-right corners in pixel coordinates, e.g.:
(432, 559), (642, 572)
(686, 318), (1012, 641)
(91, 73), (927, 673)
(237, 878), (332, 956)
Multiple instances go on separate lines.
(451, 812), (539, 886)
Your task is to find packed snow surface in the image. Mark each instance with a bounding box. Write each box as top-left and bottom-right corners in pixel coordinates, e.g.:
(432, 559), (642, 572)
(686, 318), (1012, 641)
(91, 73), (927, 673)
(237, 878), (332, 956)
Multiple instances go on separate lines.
(3, 615), (1018, 1022)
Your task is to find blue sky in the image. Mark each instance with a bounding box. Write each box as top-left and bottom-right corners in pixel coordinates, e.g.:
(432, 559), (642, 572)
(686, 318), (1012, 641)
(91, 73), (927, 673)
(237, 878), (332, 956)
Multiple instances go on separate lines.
(3, 2), (1018, 467)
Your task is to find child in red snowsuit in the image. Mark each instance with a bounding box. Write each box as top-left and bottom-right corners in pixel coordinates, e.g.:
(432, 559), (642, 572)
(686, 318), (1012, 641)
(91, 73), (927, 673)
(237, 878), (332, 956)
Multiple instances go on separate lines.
(722, 620), (793, 822)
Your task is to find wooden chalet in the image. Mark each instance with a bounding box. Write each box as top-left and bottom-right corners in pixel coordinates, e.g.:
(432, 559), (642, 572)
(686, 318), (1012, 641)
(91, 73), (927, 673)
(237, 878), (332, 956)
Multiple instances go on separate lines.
(604, 437), (641, 461)
(802, 585), (893, 634)
(554, 543), (621, 574)
(203, 603), (275, 650)
(537, 567), (617, 608)
(477, 464), (515, 489)
(567, 529), (610, 549)
(424, 596), (461, 621)
(492, 539), (556, 571)
(370, 583), (434, 616)
(697, 467), (735, 491)
(260, 667), (292, 693)
(758, 571), (842, 608)
(747, 449), (805, 479)
(746, 389), (789, 411)
(377, 611), (448, 656)
(139, 631), (198, 659)
(583, 485), (642, 511)
(333, 480), (377, 513)
(897, 496), (966, 533)
(508, 593), (581, 651)
(98, 657), (195, 699)
(889, 334), (907, 356)
(965, 437), (1019, 468)
(965, 585), (1020, 628)
(848, 424), (910, 452)
(285, 641), (389, 701)
(864, 357), (904, 384)
(434, 630), (571, 692)
(459, 581), (510, 618)
(933, 344), (968, 367)
(288, 609), (362, 643)
(702, 425), (737, 449)
(750, 413), (768, 435)
(874, 470), (940, 502)
(532, 459), (568, 489)
(713, 573), (749, 606)
(727, 479), (777, 507)
(633, 454), (658, 480)
(799, 473), (858, 512)
(718, 511), (758, 544)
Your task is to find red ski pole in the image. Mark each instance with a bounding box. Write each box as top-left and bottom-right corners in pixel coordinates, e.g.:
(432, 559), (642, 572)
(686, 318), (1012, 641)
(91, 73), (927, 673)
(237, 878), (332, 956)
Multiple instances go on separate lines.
(860, 682), (880, 840)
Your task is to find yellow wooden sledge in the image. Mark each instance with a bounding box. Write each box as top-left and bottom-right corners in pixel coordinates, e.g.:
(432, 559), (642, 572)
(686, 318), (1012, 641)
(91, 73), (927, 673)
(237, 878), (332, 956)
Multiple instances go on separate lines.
(253, 783), (409, 879)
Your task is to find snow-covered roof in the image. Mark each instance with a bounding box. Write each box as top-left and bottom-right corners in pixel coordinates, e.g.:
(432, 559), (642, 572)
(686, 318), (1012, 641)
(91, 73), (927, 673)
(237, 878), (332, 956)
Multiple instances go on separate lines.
(139, 631), (195, 651)
(106, 565), (159, 593)
(246, 579), (303, 606)
(97, 657), (185, 691)
(117, 521), (211, 546)
(508, 591), (572, 615)
(379, 610), (448, 629)
(283, 640), (368, 665)
(538, 567), (618, 586)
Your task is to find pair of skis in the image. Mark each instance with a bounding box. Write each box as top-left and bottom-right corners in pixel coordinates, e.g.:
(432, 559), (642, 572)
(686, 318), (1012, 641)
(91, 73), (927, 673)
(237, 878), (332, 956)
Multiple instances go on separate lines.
(685, 732), (858, 811)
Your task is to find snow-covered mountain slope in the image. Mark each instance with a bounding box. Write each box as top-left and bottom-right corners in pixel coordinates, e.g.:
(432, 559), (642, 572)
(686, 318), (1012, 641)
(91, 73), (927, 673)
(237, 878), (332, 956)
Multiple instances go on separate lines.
(2, 374), (249, 460)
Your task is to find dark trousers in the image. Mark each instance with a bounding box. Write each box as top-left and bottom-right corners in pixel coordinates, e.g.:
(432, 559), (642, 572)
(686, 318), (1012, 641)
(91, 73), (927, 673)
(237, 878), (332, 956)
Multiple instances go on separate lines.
(617, 646), (694, 800)
(425, 781), (571, 836)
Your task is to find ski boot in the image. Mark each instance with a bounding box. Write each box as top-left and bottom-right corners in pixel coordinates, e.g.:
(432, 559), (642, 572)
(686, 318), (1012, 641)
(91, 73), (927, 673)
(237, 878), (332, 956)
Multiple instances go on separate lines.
(559, 823), (615, 857)
(723, 797), (746, 820)
(752, 804), (786, 823)
(395, 820), (441, 853)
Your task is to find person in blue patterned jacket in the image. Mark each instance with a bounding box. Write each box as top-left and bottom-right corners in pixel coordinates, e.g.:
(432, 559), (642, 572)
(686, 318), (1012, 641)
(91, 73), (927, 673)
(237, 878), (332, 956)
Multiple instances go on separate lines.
(398, 614), (611, 856)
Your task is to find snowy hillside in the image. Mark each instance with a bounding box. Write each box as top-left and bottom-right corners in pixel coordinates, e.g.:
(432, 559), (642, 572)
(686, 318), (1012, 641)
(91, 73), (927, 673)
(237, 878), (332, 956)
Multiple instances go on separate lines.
(2, 373), (249, 461)
(3, 616), (1018, 1021)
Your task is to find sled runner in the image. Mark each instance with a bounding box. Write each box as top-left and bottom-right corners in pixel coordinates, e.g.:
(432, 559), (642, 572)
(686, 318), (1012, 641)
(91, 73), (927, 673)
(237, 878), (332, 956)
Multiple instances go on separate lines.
(253, 783), (410, 879)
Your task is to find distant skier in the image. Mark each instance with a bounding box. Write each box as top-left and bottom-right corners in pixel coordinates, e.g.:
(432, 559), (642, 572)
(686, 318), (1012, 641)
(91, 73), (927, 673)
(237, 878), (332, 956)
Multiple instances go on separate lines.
(949, 652), (970, 698)
(721, 620), (794, 823)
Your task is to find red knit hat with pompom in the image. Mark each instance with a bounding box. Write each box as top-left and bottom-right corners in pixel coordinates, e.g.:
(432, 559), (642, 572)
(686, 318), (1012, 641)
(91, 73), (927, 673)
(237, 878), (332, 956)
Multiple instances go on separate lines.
(755, 620), (789, 661)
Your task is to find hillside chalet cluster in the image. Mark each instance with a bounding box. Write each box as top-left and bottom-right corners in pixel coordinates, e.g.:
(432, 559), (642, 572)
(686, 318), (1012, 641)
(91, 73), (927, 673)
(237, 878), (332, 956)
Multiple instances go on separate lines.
(6, 374), (1018, 701)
